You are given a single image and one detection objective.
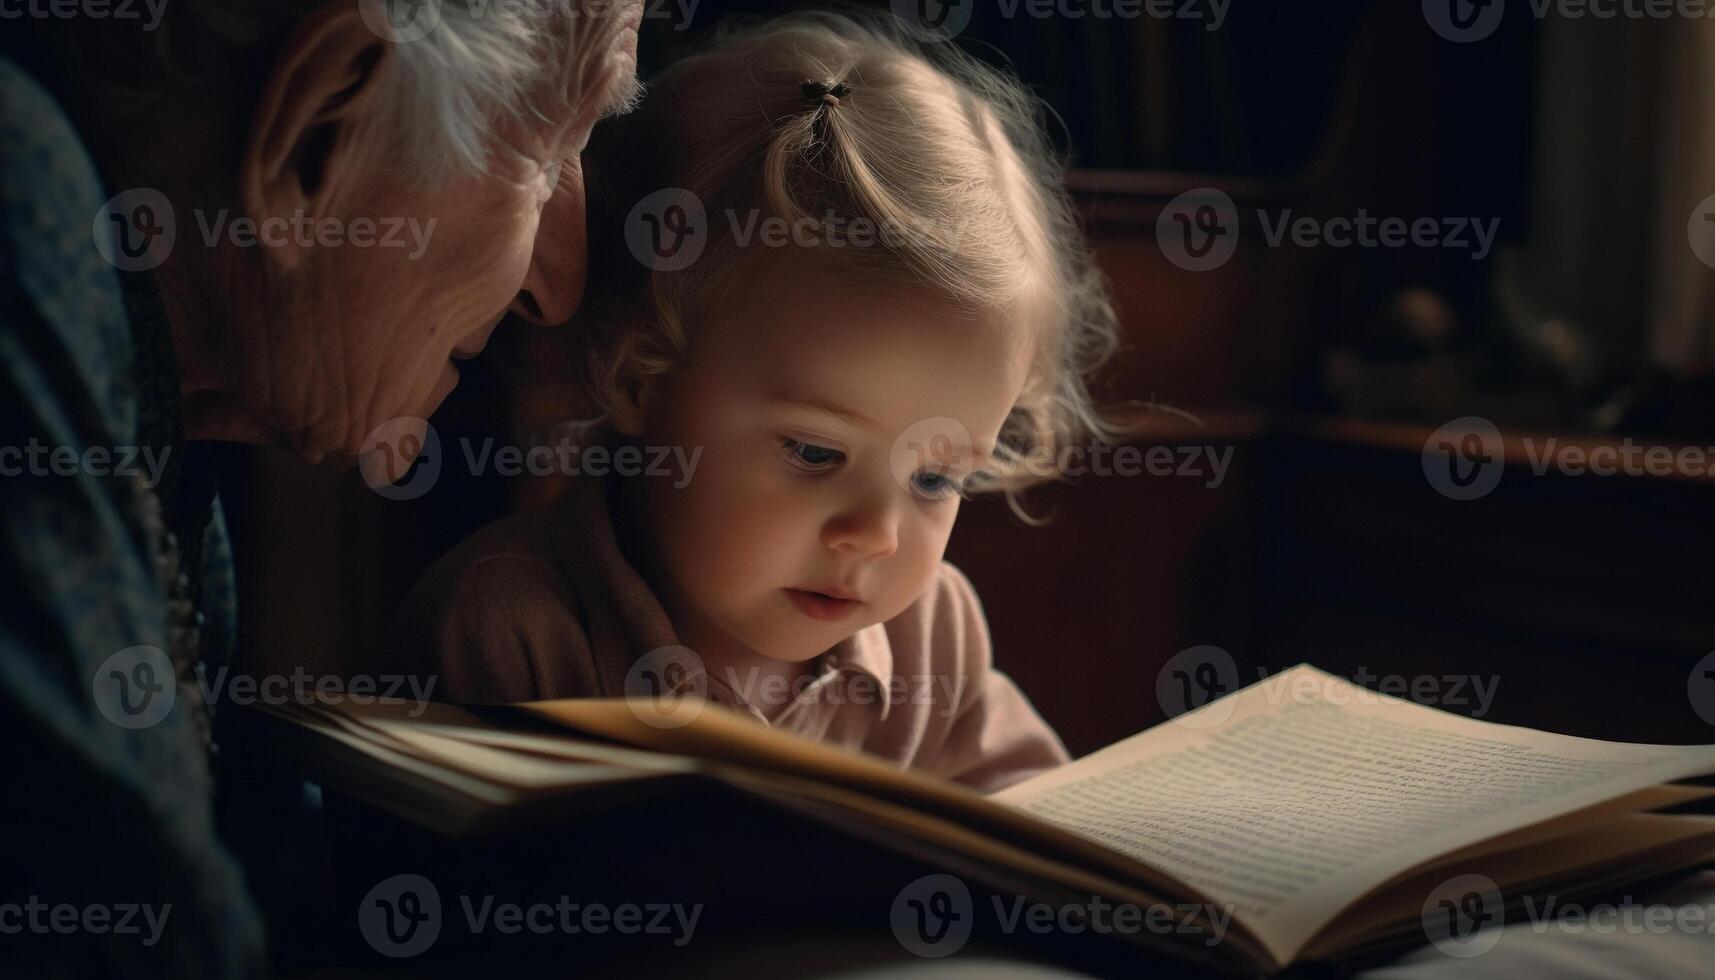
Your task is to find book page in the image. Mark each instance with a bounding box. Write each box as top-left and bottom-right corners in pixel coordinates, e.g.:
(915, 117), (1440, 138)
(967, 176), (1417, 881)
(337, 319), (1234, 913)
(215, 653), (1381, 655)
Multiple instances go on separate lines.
(991, 665), (1715, 966)
(517, 698), (1254, 916)
(1301, 813), (1715, 960)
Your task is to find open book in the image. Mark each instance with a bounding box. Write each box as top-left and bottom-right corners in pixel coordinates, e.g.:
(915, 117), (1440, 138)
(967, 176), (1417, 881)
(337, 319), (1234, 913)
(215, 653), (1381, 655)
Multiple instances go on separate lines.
(248, 665), (1715, 973)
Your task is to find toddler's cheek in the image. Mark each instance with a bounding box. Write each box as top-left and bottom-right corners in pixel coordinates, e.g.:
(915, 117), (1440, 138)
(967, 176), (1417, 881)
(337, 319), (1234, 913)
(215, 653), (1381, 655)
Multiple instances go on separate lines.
(874, 559), (939, 623)
(686, 488), (797, 575)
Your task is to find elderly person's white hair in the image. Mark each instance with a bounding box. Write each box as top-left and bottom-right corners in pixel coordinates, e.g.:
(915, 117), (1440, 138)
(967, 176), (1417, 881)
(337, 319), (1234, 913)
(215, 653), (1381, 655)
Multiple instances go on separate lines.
(60, 0), (642, 183)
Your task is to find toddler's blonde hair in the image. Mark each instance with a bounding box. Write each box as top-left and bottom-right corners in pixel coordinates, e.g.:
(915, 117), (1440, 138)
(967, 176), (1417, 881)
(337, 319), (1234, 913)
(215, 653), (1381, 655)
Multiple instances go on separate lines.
(580, 11), (1118, 506)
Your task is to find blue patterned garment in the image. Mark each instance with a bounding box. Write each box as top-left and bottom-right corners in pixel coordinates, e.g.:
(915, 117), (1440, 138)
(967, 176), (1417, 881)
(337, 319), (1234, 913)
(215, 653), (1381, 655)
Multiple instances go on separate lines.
(0, 56), (264, 977)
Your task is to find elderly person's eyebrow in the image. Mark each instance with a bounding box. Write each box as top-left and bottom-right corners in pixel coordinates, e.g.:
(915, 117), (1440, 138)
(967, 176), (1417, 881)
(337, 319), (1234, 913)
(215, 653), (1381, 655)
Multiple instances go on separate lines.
(599, 74), (648, 120)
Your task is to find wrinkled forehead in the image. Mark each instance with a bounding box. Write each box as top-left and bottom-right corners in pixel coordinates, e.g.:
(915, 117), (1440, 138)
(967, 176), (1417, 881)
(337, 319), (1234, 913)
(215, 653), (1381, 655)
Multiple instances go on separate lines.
(530, 0), (644, 130)
(581, 5), (643, 95)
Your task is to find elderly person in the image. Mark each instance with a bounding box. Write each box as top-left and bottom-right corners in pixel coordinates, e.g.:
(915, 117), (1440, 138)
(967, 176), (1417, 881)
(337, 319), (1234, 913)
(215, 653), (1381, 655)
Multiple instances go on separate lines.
(0, 0), (641, 974)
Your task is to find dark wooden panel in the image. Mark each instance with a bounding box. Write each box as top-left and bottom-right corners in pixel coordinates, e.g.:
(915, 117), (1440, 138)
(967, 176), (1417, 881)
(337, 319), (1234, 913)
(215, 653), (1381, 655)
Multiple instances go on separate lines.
(1254, 420), (1715, 745)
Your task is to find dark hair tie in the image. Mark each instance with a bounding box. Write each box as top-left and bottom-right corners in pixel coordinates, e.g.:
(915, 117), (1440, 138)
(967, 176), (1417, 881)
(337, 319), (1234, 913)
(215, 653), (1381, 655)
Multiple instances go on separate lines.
(800, 79), (851, 108)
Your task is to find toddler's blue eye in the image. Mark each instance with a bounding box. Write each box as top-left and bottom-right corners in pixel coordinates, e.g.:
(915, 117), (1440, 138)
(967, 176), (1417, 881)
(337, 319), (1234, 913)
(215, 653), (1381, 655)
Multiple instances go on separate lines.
(910, 470), (962, 501)
(781, 438), (844, 471)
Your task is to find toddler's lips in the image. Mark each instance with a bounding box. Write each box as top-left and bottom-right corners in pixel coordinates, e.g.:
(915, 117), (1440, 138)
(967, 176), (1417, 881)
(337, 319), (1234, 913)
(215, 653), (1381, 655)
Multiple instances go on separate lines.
(784, 588), (863, 622)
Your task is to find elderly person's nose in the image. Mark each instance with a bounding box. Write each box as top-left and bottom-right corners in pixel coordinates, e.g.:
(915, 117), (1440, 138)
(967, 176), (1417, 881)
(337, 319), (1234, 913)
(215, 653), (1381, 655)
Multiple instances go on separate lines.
(512, 167), (590, 326)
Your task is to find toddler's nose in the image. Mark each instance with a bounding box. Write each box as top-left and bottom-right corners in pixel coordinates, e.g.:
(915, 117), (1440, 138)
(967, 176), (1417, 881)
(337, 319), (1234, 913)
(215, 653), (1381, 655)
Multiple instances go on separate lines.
(821, 497), (900, 559)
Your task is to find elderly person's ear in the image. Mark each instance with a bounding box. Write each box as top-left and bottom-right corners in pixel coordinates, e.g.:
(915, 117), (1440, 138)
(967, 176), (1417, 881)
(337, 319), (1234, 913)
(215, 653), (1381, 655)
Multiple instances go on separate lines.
(241, 4), (392, 269)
